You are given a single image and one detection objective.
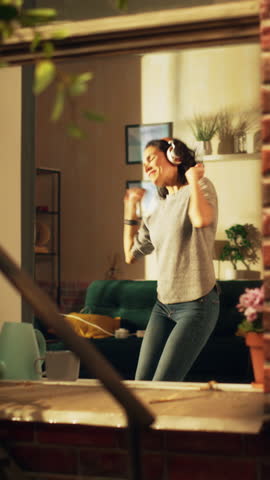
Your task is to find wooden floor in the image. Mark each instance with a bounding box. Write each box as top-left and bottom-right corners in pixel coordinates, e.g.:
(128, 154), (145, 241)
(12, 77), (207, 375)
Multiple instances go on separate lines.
(0, 379), (266, 434)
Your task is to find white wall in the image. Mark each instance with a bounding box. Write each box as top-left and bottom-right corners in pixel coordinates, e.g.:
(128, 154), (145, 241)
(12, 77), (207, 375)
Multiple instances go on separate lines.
(141, 43), (261, 279)
(0, 67), (22, 326)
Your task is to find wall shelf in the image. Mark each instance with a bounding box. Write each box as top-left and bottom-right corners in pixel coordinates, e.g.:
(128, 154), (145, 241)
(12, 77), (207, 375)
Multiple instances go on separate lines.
(203, 153), (261, 162)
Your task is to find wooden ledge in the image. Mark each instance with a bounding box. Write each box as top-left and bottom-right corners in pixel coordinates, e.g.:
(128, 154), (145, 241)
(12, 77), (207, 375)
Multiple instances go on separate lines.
(0, 379), (265, 434)
(0, 1), (259, 64)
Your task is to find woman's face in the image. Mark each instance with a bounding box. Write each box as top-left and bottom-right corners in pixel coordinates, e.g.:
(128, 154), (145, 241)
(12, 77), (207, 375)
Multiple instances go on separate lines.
(143, 145), (178, 187)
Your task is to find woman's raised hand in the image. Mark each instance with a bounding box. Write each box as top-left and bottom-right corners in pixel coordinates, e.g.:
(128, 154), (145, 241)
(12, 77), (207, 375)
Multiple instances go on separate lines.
(124, 187), (146, 205)
(185, 163), (205, 184)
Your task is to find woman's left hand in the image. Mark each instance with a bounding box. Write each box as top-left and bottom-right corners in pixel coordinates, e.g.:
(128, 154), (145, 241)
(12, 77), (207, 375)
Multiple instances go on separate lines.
(185, 163), (205, 184)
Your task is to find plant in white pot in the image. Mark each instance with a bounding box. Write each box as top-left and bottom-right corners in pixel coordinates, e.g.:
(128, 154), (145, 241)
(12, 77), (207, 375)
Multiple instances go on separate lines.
(189, 113), (218, 156)
(219, 223), (262, 279)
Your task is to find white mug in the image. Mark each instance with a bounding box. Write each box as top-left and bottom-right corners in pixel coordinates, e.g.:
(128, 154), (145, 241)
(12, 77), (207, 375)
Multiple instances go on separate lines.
(37, 350), (80, 381)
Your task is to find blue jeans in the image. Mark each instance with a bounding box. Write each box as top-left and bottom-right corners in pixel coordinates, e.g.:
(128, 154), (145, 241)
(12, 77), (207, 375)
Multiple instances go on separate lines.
(135, 286), (220, 382)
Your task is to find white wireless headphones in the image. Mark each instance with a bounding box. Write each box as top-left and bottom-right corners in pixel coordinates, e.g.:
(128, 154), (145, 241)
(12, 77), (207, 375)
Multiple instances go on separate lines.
(163, 138), (182, 165)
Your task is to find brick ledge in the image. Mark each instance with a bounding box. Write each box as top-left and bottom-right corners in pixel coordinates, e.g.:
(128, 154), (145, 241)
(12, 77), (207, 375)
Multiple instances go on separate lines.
(0, 380), (265, 435)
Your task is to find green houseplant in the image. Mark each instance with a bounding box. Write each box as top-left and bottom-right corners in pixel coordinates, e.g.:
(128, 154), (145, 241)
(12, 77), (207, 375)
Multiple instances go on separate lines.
(189, 113), (218, 155)
(219, 223), (261, 278)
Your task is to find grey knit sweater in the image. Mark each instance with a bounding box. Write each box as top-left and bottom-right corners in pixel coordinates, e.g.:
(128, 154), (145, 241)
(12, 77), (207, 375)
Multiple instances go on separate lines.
(131, 177), (218, 303)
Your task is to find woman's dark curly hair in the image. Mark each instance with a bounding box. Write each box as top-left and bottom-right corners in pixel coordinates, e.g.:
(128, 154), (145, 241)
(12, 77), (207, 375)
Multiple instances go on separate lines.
(144, 138), (196, 198)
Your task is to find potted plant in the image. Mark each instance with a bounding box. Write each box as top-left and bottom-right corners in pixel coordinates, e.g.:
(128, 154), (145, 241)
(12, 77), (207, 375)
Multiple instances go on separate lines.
(216, 108), (260, 154)
(216, 110), (235, 153)
(233, 110), (260, 153)
(219, 223), (262, 279)
(236, 285), (264, 384)
(189, 113), (218, 155)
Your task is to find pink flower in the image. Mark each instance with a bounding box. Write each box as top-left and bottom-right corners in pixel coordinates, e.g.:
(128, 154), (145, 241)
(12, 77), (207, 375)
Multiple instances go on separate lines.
(236, 286), (264, 323)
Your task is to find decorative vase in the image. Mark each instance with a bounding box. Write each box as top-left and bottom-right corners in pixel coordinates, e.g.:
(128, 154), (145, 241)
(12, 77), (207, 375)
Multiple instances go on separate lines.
(217, 134), (234, 154)
(234, 132), (247, 153)
(203, 140), (212, 155)
(194, 140), (212, 160)
(194, 141), (204, 161)
(245, 332), (264, 385)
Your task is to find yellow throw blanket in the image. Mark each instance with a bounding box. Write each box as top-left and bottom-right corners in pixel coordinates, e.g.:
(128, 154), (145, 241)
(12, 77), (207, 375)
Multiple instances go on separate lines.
(64, 312), (121, 339)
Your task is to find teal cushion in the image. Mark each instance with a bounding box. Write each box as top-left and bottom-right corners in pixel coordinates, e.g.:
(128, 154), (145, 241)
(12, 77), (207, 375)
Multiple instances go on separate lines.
(84, 280), (157, 331)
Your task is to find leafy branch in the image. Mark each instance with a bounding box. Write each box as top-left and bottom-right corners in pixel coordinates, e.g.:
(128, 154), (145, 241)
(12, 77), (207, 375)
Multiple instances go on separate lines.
(0, 0), (128, 138)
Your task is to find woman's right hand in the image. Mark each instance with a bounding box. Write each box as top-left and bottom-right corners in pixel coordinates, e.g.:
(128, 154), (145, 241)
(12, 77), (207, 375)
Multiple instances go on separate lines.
(124, 187), (146, 205)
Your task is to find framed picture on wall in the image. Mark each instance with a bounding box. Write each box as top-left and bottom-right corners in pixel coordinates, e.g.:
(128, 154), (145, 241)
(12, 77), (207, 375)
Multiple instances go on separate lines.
(126, 180), (159, 217)
(125, 122), (173, 164)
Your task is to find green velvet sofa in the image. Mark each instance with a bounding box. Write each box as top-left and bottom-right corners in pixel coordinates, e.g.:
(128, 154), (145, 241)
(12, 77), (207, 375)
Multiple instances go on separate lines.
(44, 278), (262, 383)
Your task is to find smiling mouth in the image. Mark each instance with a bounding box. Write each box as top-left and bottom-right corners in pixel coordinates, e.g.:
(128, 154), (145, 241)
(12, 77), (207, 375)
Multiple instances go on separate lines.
(148, 169), (157, 177)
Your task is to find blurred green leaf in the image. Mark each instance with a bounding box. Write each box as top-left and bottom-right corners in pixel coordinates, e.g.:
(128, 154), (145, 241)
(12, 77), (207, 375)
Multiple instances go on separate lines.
(20, 8), (57, 26)
(67, 125), (85, 139)
(22, 8), (57, 20)
(116, 0), (128, 9)
(0, 0), (21, 4)
(52, 29), (69, 40)
(30, 31), (42, 53)
(2, 0), (23, 6)
(83, 110), (105, 122)
(77, 72), (93, 83)
(68, 82), (87, 96)
(42, 41), (54, 58)
(0, 21), (13, 41)
(0, 4), (18, 21)
(68, 72), (93, 96)
(51, 86), (65, 122)
(34, 59), (55, 94)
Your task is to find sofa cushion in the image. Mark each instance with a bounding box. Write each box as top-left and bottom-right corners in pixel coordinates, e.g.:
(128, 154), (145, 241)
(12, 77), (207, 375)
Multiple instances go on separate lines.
(84, 280), (157, 332)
